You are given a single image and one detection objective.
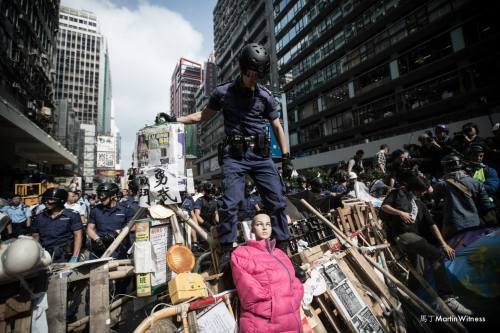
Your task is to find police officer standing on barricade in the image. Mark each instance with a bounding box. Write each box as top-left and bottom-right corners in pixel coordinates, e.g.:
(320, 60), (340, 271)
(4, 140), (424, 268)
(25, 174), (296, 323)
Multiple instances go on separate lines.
(157, 43), (293, 265)
(31, 188), (83, 263)
(87, 182), (134, 258)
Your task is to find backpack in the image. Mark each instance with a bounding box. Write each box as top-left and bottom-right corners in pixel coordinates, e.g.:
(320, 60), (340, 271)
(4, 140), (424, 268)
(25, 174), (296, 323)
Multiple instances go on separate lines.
(200, 197), (218, 225)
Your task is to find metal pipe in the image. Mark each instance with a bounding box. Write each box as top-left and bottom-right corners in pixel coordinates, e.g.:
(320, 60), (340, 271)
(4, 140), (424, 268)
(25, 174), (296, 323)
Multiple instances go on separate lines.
(133, 291), (235, 333)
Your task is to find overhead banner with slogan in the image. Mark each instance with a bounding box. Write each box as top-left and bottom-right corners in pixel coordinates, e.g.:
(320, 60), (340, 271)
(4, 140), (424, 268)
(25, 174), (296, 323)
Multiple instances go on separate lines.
(143, 166), (181, 204)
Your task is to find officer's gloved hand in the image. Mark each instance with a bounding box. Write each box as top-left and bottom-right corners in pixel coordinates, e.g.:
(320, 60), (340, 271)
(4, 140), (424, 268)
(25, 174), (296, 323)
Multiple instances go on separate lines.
(69, 256), (79, 263)
(155, 112), (176, 125)
(281, 153), (294, 180)
(93, 237), (107, 255)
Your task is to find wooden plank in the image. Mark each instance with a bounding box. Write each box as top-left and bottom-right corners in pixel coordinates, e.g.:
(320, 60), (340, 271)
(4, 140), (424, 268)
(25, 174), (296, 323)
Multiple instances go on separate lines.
(89, 263), (110, 333)
(351, 205), (364, 230)
(14, 315), (31, 333)
(47, 273), (67, 333)
(334, 255), (389, 331)
(335, 208), (350, 233)
(345, 248), (397, 308)
(345, 215), (356, 234)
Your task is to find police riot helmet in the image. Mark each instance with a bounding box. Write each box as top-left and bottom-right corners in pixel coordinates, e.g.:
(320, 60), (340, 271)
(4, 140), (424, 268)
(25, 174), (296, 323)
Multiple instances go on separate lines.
(297, 174), (307, 184)
(310, 177), (324, 192)
(239, 43), (270, 78)
(441, 154), (463, 173)
(41, 188), (68, 207)
(96, 182), (120, 200)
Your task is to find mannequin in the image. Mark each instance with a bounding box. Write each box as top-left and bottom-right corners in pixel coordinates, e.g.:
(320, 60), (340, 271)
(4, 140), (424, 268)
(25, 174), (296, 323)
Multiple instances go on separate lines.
(231, 213), (304, 333)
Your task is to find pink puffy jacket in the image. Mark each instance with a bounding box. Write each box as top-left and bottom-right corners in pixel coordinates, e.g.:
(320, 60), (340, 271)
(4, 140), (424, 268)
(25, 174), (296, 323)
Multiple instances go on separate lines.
(231, 239), (304, 333)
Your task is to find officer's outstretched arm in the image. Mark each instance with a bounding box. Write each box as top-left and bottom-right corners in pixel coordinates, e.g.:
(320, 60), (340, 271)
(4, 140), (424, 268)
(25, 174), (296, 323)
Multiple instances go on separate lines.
(271, 118), (289, 155)
(177, 107), (217, 124)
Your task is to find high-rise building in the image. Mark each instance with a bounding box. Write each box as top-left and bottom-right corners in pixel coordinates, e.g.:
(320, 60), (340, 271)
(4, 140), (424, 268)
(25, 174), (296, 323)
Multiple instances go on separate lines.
(214, 0), (278, 88)
(276, 0), (500, 170)
(55, 6), (112, 135)
(55, 6), (116, 185)
(0, 0), (77, 193)
(192, 54), (218, 177)
(54, 100), (83, 170)
(195, 0), (279, 181)
(170, 58), (202, 118)
(170, 58), (202, 163)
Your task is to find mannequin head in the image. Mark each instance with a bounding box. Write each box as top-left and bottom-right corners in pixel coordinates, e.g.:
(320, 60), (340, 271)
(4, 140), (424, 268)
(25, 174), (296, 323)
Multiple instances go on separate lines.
(251, 213), (272, 240)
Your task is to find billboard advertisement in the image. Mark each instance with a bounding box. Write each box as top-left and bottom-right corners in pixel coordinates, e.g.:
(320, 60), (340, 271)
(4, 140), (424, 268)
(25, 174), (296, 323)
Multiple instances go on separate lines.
(96, 151), (115, 168)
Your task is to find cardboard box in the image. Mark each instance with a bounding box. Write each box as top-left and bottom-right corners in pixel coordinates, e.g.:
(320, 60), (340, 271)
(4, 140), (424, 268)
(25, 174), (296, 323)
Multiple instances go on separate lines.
(168, 272), (208, 304)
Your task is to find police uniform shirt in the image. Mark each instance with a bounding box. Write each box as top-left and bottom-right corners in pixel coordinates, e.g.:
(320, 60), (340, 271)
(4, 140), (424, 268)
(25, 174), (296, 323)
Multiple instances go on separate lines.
(0, 204), (30, 224)
(118, 198), (141, 217)
(31, 208), (83, 250)
(193, 196), (218, 223)
(207, 79), (280, 135)
(181, 196), (195, 212)
(88, 204), (133, 237)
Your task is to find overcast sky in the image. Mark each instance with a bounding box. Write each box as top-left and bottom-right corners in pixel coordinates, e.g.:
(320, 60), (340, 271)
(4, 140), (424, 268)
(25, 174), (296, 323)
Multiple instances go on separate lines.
(61, 0), (217, 169)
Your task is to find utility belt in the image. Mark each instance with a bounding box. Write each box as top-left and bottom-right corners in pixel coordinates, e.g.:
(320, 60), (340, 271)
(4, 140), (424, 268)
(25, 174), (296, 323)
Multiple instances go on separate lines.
(218, 133), (270, 165)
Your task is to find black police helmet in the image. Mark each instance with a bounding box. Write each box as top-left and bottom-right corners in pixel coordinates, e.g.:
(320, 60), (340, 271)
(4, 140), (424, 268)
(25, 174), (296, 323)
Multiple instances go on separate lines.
(441, 154), (463, 172)
(310, 177), (324, 191)
(298, 174), (307, 184)
(41, 188), (68, 206)
(239, 43), (270, 78)
(96, 182), (120, 200)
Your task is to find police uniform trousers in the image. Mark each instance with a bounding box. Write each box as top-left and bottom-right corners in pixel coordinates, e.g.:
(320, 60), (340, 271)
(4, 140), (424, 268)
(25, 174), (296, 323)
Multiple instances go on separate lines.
(218, 147), (289, 243)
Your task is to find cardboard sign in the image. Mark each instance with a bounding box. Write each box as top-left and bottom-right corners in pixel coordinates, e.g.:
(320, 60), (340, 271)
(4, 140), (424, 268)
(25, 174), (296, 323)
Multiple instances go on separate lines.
(144, 166), (181, 204)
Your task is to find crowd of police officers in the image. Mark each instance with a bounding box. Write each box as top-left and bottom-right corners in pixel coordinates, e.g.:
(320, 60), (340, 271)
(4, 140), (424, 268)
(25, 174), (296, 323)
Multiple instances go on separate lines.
(1, 182), (140, 263)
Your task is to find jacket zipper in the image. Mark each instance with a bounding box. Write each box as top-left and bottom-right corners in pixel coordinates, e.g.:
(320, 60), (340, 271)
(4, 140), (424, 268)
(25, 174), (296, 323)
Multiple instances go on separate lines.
(265, 239), (301, 333)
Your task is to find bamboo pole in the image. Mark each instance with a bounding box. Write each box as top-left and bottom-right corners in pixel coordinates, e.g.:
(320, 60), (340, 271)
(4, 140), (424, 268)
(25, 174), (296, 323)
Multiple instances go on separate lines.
(101, 207), (147, 258)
